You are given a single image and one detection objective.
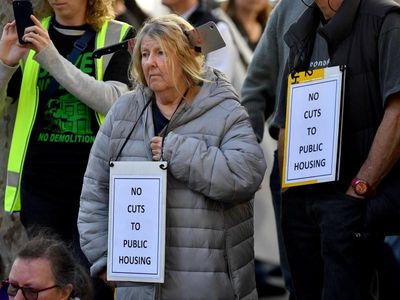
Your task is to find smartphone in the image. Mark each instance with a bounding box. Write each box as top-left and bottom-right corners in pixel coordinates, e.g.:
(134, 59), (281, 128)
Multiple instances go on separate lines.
(12, 0), (34, 44)
(186, 21), (226, 55)
(92, 34), (137, 59)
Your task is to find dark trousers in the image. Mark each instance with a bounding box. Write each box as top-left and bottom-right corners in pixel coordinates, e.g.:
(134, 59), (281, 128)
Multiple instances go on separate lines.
(281, 187), (382, 300)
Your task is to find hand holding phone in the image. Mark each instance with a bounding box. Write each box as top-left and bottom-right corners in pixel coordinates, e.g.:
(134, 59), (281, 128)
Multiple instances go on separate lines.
(12, 0), (34, 44)
(185, 22), (226, 55)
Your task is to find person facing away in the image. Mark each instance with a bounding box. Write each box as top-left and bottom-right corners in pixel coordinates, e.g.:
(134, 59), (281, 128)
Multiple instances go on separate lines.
(1, 234), (93, 300)
(78, 14), (267, 299)
(240, 0), (306, 299)
(275, 0), (400, 299)
(161, 0), (239, 88)
(213, 0), (271, 92)
(0, 0), (133, 299)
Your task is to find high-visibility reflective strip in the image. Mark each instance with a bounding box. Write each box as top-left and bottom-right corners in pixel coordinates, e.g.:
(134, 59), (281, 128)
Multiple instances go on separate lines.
(4, 18), (51, 212)
(118, 21), (130, 43)
(5, 52), (40, 212)
(4, 18), (131, 212)
(95, 21), (108, 82)
(95, 20), (131, 125)
(5, 172), (20, 212)
(5, 186), (18, 211)
(6, 171), (19, 188)
(96, 20), (131, 83)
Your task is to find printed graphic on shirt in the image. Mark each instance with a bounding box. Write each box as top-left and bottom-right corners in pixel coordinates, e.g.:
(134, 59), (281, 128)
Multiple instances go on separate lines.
(36, 52), (96, 144)
(309, 58), (330, 69)
(309, 29), (330, 70)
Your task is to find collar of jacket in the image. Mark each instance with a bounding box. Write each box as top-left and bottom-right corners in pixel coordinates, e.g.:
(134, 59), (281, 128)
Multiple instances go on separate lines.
(318, 0), (360, 52)
(284, 0), (360, 70)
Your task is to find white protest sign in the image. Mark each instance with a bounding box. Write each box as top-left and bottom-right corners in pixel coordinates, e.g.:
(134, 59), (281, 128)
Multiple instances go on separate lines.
(282, 66), (345, 187)
(108, 161), (167, 282)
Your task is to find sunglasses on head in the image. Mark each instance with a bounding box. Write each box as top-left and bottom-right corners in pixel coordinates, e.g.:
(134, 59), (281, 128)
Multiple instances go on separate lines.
(1, 279), (59, 300)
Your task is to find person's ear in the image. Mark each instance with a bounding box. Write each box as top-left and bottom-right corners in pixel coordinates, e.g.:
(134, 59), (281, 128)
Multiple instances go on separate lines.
(59, 284), (73, 300)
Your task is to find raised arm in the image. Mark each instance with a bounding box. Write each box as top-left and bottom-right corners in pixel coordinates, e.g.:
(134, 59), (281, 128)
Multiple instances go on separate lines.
(0, 21), (28, 115)
(24, 15), (130, 115)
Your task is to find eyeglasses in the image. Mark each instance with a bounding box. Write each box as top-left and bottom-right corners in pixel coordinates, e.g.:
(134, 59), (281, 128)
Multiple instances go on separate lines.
(1, 279), (59, 300)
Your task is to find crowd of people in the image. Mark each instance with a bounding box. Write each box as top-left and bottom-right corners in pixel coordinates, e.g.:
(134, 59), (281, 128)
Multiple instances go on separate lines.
(1, 0), (400, 299)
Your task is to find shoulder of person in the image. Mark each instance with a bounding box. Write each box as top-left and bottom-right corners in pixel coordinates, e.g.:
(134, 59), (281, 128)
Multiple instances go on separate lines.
(201, 67), (240, 101)
(359, 0), (400, 16)
(109, 87), (147, 114)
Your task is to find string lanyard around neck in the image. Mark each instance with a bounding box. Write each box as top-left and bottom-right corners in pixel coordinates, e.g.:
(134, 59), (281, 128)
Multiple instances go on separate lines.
(111, 88), (189, 165)
(110, 98), (152, 166)
(160, 88), (189, 161)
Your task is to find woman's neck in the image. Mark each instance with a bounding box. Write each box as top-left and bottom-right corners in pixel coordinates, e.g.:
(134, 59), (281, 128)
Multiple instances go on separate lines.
(155, 87), (189, 120)
(234, 9), (262, 44)
(155, 85), (199, 120)
(235, 8), (258, 26)
(54, 10), (87, 27)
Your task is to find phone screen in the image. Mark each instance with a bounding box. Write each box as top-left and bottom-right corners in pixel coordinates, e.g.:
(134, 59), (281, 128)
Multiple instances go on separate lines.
(12, 0), (34, 44)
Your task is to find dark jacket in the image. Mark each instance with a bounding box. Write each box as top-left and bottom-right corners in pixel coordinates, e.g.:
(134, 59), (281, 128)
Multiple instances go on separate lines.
(277, 0), (400, 190)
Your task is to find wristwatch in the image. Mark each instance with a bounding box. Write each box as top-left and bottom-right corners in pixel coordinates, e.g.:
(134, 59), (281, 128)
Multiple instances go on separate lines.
(351, 177), (373, 197)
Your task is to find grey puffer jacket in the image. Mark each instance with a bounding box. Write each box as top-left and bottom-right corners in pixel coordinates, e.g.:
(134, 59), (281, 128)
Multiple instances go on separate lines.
(78, 68), (266, 299)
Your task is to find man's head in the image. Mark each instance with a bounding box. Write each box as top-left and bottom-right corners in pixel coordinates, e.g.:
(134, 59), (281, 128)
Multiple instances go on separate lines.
(162, 0), (199, 15)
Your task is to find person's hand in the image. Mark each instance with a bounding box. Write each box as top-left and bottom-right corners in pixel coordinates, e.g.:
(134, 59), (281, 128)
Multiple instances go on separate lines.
(150, 136), (163, 161)
(0, 21), (29, 66)
(22, 15), (51, 53)
(98, 269), (116, 288)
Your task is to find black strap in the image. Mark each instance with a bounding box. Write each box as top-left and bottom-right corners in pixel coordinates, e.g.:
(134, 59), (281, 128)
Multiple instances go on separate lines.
(43, 28), (95, 99)
(111, 99), (153, 165)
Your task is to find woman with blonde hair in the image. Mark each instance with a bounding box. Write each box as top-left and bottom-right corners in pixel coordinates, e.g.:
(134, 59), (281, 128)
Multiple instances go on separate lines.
(0, 0), (134, 299)
(78, 14), (266, 299)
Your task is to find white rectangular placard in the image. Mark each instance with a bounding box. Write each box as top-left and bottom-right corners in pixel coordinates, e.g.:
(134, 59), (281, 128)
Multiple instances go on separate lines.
(108, 161), (167, 282)
(282, 66), (345, 187)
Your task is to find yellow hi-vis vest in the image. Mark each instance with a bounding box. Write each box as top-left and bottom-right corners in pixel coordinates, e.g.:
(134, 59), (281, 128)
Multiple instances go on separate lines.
(4, 17), (131, 212)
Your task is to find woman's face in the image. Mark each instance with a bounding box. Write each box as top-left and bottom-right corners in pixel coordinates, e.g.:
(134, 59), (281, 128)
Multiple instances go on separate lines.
(140, 35), (184, 93)
(47, 0), (88, 26)
(7, 258), (71, 300)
